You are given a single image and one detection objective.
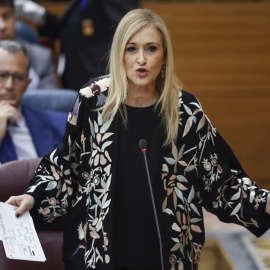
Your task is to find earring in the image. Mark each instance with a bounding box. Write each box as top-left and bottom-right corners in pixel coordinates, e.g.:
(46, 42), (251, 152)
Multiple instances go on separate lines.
(161, 65), (166, 78)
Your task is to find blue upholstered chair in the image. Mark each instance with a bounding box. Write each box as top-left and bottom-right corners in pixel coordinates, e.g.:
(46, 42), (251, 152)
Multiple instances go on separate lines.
(15, 21), (39, 44)
(21, 88), (78, 112)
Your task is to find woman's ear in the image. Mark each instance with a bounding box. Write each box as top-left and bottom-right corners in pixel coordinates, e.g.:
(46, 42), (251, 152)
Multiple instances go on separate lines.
(163, 57), (166, 65)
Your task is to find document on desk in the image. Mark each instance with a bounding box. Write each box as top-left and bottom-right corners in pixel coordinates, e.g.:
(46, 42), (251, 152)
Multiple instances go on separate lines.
(0, 202), (46, 262)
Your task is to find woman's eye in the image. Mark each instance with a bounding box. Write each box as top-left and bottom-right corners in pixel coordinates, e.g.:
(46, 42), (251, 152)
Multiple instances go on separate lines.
(147, 46), (157, 52)
(127, 47), (136, 52)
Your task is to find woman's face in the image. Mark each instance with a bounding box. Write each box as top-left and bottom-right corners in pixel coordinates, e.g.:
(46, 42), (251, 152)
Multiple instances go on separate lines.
(124, 25), (165, 92)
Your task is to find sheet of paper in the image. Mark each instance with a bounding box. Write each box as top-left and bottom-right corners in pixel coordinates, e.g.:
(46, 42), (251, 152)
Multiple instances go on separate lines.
(0, 202), (46, 262)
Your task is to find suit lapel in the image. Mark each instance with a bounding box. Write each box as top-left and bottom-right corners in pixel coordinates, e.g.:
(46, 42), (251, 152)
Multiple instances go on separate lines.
(0, 131), (18, 163)
(22, 105), (51, 157)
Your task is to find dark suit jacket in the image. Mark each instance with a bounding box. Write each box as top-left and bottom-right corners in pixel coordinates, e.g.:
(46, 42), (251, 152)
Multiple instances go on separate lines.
(0, 105), (67, 164)
(39, 0), (140, 90)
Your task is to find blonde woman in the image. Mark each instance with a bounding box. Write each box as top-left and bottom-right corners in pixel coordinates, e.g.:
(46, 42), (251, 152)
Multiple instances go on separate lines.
(7, 9), (270, 270)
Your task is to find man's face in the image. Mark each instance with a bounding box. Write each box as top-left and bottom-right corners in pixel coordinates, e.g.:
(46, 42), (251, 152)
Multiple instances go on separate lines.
(0, 4), (15, 41)
(0, 48), (30, 108)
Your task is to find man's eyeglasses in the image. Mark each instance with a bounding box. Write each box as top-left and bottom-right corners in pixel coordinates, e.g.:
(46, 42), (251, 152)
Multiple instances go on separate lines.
(0, 71), (28, 85)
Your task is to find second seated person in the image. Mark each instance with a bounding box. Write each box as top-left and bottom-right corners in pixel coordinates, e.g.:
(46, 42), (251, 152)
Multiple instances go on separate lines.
(0, 0), (57, 89)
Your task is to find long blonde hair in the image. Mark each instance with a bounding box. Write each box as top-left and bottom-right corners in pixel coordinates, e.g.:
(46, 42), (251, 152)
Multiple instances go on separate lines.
(102, 9), (181, 146)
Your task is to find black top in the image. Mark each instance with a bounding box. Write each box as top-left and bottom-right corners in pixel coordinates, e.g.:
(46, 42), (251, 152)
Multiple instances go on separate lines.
(113, 103), (163, 268)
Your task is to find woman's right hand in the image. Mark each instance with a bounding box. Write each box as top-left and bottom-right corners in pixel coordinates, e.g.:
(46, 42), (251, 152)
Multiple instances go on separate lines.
(5, 194), (35, 218)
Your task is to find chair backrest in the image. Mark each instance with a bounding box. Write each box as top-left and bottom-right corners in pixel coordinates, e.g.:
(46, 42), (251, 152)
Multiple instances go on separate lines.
(15, 21), (40, 44)
(0, 157), (42, 201)
(0, 158), (65, 270)
(21, 88), (78, 113)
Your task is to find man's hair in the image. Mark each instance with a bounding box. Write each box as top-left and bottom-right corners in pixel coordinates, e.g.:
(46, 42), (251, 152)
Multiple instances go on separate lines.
(0, 0), (14, 8)
(0, 40), (30, 70)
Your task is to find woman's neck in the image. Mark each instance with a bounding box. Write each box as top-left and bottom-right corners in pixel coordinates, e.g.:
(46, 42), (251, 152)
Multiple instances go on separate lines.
(125, 86), (159, 107)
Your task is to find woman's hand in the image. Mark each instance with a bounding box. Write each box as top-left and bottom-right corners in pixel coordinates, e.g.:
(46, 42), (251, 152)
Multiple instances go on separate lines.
(265, 193), (270, 215)
(5, 194), (35, 218)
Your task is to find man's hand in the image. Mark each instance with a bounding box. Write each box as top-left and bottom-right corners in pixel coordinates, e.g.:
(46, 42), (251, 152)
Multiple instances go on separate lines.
(0, 100), (20, 142)
(6, 194), (35, 218)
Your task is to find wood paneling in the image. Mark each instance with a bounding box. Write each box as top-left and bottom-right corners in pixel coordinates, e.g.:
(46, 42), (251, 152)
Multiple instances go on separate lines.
(143, 1), (270, 187)
(37, 1), (67, 16)
(142, 2), (270, 91)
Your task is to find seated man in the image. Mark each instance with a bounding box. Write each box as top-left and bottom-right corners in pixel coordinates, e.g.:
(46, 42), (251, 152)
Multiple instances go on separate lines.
(0, 40), (68, 164)
(0, 0), (57, 89)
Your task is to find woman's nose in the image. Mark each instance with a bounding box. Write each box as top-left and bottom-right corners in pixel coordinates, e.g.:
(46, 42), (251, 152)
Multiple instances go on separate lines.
(137, 51), (146, 65)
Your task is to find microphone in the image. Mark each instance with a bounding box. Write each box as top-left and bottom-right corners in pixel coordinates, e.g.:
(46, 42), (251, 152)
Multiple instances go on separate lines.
(139, 139), (148, 152)
(139, 139), (165, 270)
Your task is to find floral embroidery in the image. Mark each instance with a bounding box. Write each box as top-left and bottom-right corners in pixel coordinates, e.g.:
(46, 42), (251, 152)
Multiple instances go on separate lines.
(26, 77), (114, 269)
(75, 111), (114, 268)
(37, 165), (49, 174)
(26, 82), (269, 269)
(163, 141), (202, 268)
(163, 91), (269, 269)
(80, 77), (111, 107)
(201, 154), (223, 190)
(37, 196), (68, 223)
(212, 172), (268, 228)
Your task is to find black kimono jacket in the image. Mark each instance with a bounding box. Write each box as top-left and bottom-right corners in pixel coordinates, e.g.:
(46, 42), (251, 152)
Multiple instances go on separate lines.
(26, 77), (270, 270)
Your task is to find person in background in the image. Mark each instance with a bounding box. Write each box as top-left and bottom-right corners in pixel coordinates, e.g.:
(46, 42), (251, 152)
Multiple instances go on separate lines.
(15, 0), (140, 90)
(0, 40), (67, 164)
(6, 9), (270, 270)
(0, 0), (57, 89)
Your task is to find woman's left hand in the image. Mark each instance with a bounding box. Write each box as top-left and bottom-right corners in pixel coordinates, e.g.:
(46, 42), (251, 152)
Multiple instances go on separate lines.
(265, 193), (270, 215)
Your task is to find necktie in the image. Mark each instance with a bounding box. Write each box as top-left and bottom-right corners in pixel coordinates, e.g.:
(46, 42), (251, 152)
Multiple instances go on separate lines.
(0, 130), (18, 164)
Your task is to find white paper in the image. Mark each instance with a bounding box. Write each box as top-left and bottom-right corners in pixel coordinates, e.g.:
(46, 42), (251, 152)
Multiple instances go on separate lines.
(0, 202), (46, 262)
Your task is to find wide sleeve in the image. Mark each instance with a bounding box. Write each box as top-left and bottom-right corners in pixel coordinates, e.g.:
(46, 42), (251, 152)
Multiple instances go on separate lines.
(25, 93), (85, 225)
(195, 100), (270, 237)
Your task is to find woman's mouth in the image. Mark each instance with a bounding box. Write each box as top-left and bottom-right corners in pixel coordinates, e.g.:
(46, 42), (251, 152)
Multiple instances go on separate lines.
(136, 68), (148, 77)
